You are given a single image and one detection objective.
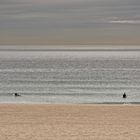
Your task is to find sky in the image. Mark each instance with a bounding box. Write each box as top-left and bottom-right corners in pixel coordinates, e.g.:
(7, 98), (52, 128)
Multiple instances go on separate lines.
(0, 0), (140, 45)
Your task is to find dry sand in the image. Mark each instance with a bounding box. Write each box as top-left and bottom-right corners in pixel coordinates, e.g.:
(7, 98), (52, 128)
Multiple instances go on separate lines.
(0, 104), (139, 140)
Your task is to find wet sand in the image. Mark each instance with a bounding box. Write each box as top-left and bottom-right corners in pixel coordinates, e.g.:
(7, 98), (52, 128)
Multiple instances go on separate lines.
(0, 104), (140, 140)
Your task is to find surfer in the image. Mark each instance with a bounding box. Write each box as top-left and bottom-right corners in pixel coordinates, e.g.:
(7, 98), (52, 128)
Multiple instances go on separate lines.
(123, 92), (127, 98)
(14, 93), (21, 97)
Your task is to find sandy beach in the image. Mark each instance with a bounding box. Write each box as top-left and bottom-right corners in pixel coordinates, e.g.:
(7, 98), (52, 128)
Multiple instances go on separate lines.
(0, 104), (139, 140)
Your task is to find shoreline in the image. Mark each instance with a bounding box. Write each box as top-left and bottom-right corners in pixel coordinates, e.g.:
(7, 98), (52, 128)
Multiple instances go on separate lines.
(0, 102), (140, 105)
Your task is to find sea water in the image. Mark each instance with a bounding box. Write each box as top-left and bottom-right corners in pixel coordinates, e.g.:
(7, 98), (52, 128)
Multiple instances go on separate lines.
(0, 50), (140, 104)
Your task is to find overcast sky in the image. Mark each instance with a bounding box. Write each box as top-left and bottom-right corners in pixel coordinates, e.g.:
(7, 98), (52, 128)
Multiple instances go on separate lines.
(0, 0), (140, 45)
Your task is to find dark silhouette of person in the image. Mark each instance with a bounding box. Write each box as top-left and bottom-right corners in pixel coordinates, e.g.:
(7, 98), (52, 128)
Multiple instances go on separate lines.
(123, 93), (127, 98)
(14, 93), (20, 97)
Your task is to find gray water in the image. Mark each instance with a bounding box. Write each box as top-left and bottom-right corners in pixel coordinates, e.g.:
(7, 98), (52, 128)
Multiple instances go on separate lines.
(0, 50), (140, 104)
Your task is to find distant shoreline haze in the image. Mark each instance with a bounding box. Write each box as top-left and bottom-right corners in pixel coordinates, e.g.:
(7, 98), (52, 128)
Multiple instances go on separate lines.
(0, 45), (140, 50)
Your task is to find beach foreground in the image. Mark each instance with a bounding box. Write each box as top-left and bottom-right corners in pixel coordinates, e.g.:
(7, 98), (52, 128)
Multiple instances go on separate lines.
(0, 104), (139, 140)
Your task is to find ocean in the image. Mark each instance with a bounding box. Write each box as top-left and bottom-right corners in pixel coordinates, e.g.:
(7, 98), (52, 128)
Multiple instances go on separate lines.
(0, 50), (140, 104)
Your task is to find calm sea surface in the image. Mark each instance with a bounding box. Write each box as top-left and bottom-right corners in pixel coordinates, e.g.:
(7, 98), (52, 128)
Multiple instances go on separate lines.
(0, 50), (140, 104)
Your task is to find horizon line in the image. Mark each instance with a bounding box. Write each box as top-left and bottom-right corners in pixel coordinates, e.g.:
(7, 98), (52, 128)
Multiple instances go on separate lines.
(0, 49), (140, 51)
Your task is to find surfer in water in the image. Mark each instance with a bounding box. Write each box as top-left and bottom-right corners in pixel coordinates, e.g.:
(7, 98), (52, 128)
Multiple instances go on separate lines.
(123, 92), (127, 98)
(14, 93), (21, 97)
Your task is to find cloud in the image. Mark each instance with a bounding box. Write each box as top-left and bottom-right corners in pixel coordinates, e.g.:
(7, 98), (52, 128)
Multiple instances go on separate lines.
(109, 20), (140, 24)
